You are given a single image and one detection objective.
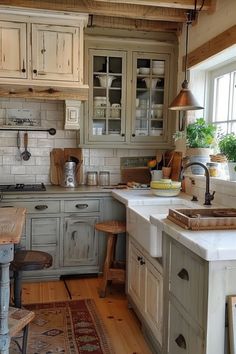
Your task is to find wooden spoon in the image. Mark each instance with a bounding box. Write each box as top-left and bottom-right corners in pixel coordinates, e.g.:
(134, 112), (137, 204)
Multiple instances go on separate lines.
(21, 132), (31, 161)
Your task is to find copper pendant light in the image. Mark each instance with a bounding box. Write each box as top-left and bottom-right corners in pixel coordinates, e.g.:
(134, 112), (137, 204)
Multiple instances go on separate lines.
(169, 9), (203, 111)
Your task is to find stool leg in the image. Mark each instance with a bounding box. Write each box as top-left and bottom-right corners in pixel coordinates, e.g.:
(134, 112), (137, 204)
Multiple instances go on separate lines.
(13, 270), (22, 308)
(99, 233), (115, 298)
(22, 324), (29, 354)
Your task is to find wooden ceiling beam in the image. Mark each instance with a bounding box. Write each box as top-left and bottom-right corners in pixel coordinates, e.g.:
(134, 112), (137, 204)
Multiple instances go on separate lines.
(0, 0), (187, 22)
(93, 0), (212, 11)
(90, 15), (183, 33)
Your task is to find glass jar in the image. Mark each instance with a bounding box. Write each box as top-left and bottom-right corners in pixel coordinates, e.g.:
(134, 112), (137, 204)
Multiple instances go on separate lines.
(206, 162), (219, 177)
(86, 171), (98, 186)
(99, 171), (110, 186)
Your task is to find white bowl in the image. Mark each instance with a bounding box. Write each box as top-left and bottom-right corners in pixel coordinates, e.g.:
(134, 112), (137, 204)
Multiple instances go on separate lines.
(151, 188), (181, 197)
(152, 60), (165, 67)
(139, 67), (150, 74)
(152, 68), (165, 75)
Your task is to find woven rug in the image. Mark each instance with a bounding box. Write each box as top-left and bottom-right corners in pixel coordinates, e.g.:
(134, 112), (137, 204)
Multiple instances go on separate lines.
(10, 299), (115, 354)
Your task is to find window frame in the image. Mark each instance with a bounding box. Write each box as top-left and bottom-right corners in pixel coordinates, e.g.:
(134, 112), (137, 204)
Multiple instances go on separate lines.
(207, 61), (236, 134)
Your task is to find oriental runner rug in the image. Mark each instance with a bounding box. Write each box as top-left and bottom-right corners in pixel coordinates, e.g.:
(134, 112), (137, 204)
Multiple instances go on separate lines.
(10, 299), (115, 354)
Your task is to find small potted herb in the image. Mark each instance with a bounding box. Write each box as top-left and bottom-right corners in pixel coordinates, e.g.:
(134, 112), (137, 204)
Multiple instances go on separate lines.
(218, 133), (236, 181)
(185, 118), (217, 174)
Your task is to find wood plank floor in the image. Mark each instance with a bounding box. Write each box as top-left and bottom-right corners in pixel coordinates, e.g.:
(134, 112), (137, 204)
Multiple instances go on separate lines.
(21, 277), (153, 354)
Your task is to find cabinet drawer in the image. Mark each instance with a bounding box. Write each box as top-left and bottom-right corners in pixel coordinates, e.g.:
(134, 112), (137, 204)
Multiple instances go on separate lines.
(168, 303), (204, 354)
(64, 199), (100, 213)
(0, 200), (60, 214)
(169, 242), (206, 327)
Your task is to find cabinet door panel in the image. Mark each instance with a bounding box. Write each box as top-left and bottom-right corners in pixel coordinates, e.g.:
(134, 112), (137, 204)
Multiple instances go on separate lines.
(63, 216), (99, 266)
(145, 260), (163, 344)
(32, 24), (79, 81)
(168, 303), (204, 354)
(170, 242), (205, 327)
(128, 241), (145, 310)
(0, 21), (27, 78)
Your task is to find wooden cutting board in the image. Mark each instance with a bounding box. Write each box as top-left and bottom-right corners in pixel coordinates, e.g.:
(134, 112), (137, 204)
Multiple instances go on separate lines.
(170, 151), (183, 181)
(121, 167), (151, 184)
(50, 148), (83, 185)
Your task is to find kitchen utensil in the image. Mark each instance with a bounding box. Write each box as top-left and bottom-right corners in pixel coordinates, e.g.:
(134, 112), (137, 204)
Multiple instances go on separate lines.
(15, 131), (22, 161)
(21, 132), (31, 161)
(61, 161), (78, 187)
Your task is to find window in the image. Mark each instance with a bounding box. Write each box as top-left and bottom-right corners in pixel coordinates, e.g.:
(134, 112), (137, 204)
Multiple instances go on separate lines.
(208, 62), (236, 134)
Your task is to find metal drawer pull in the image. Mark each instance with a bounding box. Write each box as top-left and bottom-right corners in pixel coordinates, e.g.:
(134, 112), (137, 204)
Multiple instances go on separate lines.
(140, 260), (145, 265)
(75, 204), (88, 209)
(177, 268), (189, 281)
(137, 256), (142, 261)
(35, 205), (48, 210)
(175, 334), (187, 349)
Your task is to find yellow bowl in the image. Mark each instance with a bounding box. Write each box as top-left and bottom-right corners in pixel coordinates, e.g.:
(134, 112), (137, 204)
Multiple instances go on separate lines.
(151, 188), (181, 197)
(150, 180), (181, 190)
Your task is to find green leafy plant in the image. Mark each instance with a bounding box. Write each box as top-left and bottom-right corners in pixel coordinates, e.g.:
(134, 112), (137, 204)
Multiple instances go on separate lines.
(218, 133), (236, 162)
(186, 118), (217, 148)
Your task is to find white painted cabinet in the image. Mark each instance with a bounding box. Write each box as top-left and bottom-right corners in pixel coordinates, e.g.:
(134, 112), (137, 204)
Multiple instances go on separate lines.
(0, 21), (27, 79)
(128, 237), (163, 346)
(31, 24), (80, 82)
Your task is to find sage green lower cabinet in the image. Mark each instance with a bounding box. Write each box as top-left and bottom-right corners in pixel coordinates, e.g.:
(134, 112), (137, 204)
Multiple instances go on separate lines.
(0, 194), (125, 280)
(163, 232), (236, 354)
(127, 236), (163, 353)
(62, 216), (99, 268)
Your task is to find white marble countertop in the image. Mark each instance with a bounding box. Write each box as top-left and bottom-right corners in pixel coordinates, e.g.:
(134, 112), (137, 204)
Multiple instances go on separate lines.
(112, 189), (236, 262)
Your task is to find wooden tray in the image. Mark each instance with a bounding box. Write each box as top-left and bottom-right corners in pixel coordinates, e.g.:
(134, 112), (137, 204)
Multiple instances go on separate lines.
(168, 208), (236, 230)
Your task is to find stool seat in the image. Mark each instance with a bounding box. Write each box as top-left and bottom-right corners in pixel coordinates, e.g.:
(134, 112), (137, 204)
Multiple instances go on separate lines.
(95, 220), (126, 298)
(11, 250), (52, 272)
(95, 220), (126, 234)
(11, 250), (53, 308)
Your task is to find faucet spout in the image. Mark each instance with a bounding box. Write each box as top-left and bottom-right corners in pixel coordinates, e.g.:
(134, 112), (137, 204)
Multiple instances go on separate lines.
(181, 162), (215, 205)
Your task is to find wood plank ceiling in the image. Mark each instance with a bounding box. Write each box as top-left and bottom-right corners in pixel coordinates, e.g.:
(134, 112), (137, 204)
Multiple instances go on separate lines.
(0, 0), (216, 34)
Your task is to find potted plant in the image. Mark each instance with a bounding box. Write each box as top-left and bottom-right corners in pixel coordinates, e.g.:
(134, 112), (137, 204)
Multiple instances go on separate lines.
(218, 133), (236, 181)
(186, 118), (217, 174)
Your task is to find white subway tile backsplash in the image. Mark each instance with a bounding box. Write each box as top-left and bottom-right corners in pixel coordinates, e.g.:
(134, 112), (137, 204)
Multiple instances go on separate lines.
(36, 157), (50, 165)
(11, 166), (26, 174)
(36, 139), (54, 148)
(104, 157), (120, 166)
(90, 149), (114, 158)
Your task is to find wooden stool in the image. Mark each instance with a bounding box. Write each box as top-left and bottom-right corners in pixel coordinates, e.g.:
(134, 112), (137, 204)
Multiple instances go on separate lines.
(9, 306), (35, 354)
(95, 220), (126, 298)
(10, 250), (53, 308)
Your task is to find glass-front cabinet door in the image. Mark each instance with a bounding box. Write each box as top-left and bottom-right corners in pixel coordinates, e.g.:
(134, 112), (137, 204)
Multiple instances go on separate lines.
(131, 52), (170, 143)
(88, 49), (126, 142)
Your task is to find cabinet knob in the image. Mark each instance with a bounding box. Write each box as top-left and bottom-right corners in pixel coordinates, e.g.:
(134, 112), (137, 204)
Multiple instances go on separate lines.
(121, 133), (125, 137)
(33, 69), (37, 74)
(140, 260), (145, 265)
(132, 133), (136, 137)
(175, 334), (187, 349)
(137, 256), (142, 261)
(177, 268), (189, 281)
(21, 68), (26, 73)
(75, 203), (88, 209)
(35, 205), (48, 210)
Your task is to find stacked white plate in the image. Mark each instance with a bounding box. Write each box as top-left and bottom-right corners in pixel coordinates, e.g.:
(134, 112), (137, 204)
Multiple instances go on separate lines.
(152, 61), (165, 75)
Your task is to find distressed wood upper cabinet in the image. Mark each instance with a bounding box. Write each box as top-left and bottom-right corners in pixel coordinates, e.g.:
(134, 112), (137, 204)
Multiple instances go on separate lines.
(0, 21), (27, 79)
(0, 8), (88, 87)
(63, 216), (99, 268)
(31, 24), (80, 82)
